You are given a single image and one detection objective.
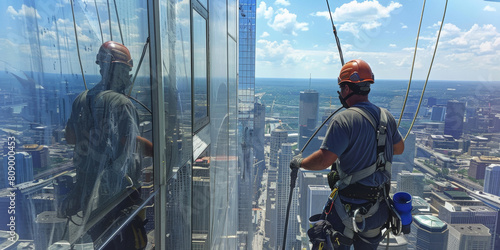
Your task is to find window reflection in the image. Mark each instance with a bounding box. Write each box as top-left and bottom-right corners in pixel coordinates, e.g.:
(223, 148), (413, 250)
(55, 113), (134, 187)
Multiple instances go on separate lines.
(192, 148), (210, 249)
(0, 1), (154, 249)
(192, 9), (209, 132)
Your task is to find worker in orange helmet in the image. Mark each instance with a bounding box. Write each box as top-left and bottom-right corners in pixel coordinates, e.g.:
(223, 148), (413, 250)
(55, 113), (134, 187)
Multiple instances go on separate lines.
(291, 59), (405, 249)
(62, 41), (150, 249)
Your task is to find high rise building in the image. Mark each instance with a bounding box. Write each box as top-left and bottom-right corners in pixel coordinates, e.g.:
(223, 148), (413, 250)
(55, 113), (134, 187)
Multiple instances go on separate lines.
(270, 128), (288, 168)
(444, 100), (466, 139)
(393, 131), (415, 171)
(377, 233), (408, 249)
(299, 90), (319, 157)
(238, 1), (256, 247)
(438, 203), (496, 249)
(397, 171), (425, 198)
(447, 224), (490, 250)
(407, 215), (448, 250)
(484, 164), (500, 196)
(276, 143), (300, 249)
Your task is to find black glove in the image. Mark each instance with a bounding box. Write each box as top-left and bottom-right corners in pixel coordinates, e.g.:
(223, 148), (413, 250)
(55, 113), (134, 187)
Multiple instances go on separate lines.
(290, 154), (303, 171)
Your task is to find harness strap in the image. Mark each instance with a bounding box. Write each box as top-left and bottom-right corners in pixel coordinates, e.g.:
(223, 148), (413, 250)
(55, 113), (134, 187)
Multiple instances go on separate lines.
(336, 107), (391, 189)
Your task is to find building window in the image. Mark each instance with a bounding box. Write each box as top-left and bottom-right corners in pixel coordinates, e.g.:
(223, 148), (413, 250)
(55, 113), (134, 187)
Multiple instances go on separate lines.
(192, 4), (209, 133)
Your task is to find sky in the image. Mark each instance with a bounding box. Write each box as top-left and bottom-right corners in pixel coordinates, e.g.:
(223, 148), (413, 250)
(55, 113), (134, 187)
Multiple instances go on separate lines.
(255, 0), (500, 81)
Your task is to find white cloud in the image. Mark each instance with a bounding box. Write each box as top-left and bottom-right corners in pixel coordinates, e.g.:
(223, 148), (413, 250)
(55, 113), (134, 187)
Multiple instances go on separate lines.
(484, 5), (496, 12)
(401, 23), (408, 29)
(275, 0), (290, 7)
(389, 44), (397, 47)
(7, 5), (41, 19)
(261, 31), (270, 38)
(257, 1), (274, 19)
(313, 1), (402, 37)
(268, 8), (308, 36)
(332, 1), (402, 22)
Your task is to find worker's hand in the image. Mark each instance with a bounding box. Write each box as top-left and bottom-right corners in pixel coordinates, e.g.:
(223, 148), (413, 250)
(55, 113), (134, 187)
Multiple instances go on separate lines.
(290, 154), (303, 171)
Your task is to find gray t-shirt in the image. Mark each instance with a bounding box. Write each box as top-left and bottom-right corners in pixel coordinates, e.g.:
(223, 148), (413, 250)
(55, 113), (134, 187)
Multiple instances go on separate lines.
(321, 102), (403, 190)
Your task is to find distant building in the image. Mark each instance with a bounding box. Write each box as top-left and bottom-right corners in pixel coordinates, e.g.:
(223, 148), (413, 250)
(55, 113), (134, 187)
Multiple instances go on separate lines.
(469, 156), (500, 180)
(407, 215), (448, 250)
(484, 164), (500, 196)
(276, 143), (300, 249)
(270, 128), (288, 168)
(394, 131), (415, 171)
(22, 144), (49, 170)
(431, 106), (446, 122)
(307, 185), (330, 225)
(397, 171), (425, 198)
(298, 90), (319, 158)
(429, 135), (459, 150)
(298, 170), (329, 232)
(438, 202), (497, 249)
(2, 152), (33, 187)
(447, 224), (490, 250)
(444, 100), (466, 139)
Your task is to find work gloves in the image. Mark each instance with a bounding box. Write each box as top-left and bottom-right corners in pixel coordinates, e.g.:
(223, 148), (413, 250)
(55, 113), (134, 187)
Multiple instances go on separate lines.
(289, 154), (303, 171)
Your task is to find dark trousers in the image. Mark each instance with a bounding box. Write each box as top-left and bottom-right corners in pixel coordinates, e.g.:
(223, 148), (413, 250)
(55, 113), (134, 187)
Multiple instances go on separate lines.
(320, 198), (389, 250)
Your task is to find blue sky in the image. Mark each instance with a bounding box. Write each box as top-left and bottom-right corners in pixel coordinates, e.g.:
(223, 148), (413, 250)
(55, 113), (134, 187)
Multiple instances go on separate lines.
(256, 0), (500, 81)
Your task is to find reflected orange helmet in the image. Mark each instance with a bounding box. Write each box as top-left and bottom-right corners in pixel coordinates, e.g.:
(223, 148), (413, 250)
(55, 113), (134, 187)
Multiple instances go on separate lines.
(337, 59), (374, 85)
(96, 41), (133, 69)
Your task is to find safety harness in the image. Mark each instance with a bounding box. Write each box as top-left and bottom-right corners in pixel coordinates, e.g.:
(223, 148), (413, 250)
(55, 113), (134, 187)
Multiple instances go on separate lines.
(309, 106), (402, 249)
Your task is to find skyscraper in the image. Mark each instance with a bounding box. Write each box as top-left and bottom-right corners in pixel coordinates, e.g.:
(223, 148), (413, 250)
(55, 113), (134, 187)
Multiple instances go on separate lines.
(2, 152), (33, 187)
(444, 100), (466, 139)
(484, 164), (500, 196)
(407, 215), (448, 250)
(270, 128), (288, 168)
(276, 143), (300, 250)
(238, 0), (256, 248)
(299, 90), (319, 157)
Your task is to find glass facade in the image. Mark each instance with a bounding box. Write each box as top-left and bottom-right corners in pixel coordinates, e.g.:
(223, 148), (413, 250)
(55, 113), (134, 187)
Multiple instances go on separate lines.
(0, 0), (238, 249)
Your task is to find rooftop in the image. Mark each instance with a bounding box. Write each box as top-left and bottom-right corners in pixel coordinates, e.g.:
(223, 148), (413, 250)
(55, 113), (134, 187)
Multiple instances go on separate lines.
(414, 215), (447, 231)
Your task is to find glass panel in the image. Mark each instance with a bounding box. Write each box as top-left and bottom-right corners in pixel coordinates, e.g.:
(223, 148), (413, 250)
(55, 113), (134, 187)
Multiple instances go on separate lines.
(192, 148), (210, 249)
(0, 1), (154, 248)
(192, 10), (209, 131)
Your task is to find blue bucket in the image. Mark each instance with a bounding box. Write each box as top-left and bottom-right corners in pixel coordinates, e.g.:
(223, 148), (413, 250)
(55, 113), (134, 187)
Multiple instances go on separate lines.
(393, 192), (412, 226)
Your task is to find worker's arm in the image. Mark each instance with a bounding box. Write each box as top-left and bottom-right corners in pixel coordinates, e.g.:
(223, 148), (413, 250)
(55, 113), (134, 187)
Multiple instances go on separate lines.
(301, 149), (338, 171)
(394, 140), (405, 155)
(137, 136), (154, 157)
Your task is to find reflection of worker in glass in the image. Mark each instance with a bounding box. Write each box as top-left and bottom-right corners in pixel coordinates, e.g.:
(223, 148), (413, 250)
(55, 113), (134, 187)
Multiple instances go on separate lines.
(62, 41), (151, 249)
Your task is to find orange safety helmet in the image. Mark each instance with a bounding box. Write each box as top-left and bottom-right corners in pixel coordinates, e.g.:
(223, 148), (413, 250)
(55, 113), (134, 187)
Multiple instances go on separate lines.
(96, 41), (133, 69)
(337, 59), (374, 85)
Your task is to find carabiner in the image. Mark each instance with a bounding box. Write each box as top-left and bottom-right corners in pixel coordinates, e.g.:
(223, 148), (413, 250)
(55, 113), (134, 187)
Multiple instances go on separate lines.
(352, 208), (366, 233)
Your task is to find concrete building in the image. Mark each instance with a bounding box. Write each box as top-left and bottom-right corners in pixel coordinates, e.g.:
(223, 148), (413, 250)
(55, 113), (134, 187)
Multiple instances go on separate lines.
(397, 171), (425, 198)
(447, 224), (490, 250)
(469, 156), (500, 180)
(431, 106), (446, 122)
(438, 202), (496, 249)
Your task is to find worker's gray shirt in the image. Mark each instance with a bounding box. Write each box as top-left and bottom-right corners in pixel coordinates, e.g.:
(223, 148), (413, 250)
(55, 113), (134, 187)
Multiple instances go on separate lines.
(321, 102), (403, 202)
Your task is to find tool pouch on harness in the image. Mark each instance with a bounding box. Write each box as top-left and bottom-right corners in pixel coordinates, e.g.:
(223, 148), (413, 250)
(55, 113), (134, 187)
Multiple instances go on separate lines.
(308, 219), (353, 249)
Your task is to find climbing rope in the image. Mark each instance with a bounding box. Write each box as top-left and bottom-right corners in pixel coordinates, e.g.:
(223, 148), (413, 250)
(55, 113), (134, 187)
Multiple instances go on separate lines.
(70, 0), (87, 90)
(404, 0), (448, 141)
(398, 0), (427, 128)
(94, 0), (104, 43)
